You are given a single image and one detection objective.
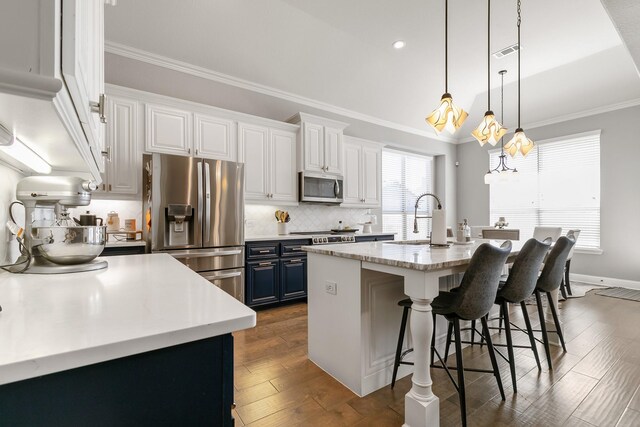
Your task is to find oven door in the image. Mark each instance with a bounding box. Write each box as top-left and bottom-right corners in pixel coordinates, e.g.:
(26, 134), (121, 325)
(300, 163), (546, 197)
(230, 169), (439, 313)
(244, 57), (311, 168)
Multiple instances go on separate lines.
(200, 268), (245, 304)
(299, 172), (343, 203)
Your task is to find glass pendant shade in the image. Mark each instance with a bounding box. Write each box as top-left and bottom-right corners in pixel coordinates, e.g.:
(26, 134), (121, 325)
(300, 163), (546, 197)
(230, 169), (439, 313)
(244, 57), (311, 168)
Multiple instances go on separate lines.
(426, 93), (468, 134)
(471, 111), (507, 146)
(504, 128), (534, 157)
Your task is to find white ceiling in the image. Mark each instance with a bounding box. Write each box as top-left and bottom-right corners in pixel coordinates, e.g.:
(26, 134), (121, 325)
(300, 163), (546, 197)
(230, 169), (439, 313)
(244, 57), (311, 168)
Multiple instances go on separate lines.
(104, 0), (640, 142)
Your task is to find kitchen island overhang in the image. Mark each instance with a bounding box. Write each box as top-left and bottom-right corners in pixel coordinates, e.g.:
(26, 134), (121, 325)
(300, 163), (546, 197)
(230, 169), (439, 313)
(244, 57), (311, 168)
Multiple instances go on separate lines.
(0, 253), (256, 425)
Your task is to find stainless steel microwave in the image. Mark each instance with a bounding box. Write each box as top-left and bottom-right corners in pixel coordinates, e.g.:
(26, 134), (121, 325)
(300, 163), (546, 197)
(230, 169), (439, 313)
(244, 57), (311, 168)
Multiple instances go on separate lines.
(299, 172), (344, 204)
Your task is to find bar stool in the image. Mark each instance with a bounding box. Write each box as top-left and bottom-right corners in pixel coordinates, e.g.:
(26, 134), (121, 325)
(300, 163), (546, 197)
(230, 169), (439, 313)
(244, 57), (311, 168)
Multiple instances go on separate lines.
(534, 235), (575, 369)
(390, 241), (512, 427)
(560, 229), (580, 298)
(490, 238), (551, 392)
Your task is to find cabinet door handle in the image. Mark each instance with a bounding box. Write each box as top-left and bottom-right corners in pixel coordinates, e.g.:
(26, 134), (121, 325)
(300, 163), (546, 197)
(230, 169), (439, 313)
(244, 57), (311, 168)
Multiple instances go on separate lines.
(108, 184), (112, 191)
(195, 149), (199, 155)
(258, 262), (272, 267)
(90, 93), (107, 124)
(102, 183), (106, 191)
(188, 148), (191, 154)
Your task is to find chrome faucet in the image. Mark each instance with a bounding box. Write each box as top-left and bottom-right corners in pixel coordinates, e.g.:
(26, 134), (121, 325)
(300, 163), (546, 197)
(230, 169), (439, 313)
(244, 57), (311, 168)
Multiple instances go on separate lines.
(413, 193), (442, 234)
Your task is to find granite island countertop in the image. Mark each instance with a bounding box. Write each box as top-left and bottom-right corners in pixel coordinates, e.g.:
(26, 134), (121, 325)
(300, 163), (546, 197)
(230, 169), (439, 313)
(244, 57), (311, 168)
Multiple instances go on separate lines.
(0, 254), (256, 385)
(303, 239), (524, 271)
(245, 232), (396, 242)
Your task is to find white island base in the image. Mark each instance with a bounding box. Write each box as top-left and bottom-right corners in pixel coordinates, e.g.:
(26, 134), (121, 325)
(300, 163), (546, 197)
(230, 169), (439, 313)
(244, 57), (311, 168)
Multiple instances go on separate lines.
(308, 252), (454, 427)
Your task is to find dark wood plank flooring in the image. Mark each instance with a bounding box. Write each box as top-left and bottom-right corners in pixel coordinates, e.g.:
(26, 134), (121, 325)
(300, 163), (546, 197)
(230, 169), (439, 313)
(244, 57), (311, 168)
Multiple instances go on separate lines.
(233, 292), (640, 426)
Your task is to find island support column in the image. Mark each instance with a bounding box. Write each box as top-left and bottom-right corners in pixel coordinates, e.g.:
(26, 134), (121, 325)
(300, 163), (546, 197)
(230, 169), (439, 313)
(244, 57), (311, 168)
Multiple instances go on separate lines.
(402, 271), (442, 427)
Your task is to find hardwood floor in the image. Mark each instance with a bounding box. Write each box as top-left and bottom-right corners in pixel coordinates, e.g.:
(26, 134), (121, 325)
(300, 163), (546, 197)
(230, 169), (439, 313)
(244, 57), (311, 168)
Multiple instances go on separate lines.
(233, 292), (640, 426)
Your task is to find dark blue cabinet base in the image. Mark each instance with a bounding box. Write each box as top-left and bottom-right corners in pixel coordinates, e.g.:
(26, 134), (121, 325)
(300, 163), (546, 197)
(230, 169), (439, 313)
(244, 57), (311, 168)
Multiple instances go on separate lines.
(0, 334), (235, 426)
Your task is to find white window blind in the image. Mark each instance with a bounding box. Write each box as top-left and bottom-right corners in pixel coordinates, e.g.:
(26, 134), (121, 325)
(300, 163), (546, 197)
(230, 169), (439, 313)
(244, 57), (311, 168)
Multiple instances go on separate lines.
(382, 149), (434, 240)
(489, 131), (601, 249)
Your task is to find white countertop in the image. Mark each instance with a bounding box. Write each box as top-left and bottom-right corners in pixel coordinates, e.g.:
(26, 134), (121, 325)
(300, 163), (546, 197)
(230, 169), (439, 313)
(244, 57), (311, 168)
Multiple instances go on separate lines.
(0, 254), (256, 385)
(304, 239), (524, 271)
(245, 232), (395, 242)
(105, 240), (146, 248)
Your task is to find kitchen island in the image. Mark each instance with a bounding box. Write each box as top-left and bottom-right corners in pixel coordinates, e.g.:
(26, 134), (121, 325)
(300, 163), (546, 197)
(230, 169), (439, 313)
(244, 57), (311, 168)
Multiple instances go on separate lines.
(0, 253), (256, 425)
(304, 240), (528, 427)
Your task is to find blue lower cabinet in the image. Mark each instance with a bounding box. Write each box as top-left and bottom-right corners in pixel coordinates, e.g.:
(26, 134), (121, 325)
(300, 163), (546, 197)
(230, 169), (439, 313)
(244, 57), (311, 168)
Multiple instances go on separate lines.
(247, 259), (280, 306)
(280, 258), (307, 301)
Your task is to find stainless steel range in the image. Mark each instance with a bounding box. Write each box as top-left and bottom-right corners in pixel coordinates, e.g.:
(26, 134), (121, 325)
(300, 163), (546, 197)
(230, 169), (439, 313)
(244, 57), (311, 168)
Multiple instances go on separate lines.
(291, 231), (356, 245)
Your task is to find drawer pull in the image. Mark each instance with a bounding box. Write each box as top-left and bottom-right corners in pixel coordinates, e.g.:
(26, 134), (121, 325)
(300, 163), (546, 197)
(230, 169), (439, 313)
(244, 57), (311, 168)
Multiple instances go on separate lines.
(258, 250), (271, 254)
(290, 247), (302, 251)
(288, 259), (302, 263)
(258, 262), (272, 267)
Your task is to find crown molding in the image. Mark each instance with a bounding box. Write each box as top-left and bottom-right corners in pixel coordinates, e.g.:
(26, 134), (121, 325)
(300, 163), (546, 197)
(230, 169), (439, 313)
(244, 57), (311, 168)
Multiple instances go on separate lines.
(105, 41), (456, 144)
(456, 97), (640, 144)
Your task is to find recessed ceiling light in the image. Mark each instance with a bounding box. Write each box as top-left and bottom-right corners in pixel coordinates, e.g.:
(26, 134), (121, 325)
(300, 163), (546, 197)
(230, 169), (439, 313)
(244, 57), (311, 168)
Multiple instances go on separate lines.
(392, 40), (406, 49)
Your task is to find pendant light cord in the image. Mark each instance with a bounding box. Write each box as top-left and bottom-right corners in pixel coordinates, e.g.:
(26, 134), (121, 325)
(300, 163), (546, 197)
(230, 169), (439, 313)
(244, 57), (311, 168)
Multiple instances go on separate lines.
(500, 70), (505, 154)
(517, 0), (521, 128)
(487, 0), (491, 110)
(445, 0), (448, 93)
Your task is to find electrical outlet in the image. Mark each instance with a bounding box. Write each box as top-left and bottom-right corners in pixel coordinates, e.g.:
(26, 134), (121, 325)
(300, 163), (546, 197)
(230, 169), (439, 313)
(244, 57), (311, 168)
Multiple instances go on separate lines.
(325, 281), (337, 295)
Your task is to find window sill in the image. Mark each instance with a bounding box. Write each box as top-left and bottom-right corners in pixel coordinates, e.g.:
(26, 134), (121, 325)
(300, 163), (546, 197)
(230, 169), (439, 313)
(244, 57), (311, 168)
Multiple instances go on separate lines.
(575, 247), (603, 255)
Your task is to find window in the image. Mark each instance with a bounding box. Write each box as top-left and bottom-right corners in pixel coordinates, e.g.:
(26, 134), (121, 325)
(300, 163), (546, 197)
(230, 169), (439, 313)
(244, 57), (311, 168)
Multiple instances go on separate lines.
(489, 130), (600, 249)
(382, 149), (435, 240)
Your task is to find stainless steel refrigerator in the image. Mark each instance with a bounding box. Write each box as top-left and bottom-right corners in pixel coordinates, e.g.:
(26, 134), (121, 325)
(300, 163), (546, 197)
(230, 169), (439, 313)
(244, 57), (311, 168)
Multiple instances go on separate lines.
(143, 153), (245, 303)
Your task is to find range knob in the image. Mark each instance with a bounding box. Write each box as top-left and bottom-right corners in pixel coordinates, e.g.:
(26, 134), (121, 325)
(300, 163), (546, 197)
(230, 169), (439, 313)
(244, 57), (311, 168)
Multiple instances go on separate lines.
(322, 237), (329, 244)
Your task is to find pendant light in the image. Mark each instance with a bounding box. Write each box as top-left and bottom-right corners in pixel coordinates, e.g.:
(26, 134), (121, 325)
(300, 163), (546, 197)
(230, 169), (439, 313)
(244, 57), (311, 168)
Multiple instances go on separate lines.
(504, 0), (534, 157)
(471, 0), (507, 146)
(484, 70), (518, 184)
(426, 0), (468, 134)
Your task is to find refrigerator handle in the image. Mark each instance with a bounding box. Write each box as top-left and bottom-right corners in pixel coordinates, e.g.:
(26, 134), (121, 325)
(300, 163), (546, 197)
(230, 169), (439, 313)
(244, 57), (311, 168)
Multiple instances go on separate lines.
(204, 162), (211, 242)
(197, 161), (203, 239)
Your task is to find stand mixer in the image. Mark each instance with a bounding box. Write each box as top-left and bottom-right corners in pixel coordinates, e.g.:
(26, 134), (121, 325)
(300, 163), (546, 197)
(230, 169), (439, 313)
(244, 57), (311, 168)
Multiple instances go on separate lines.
(9, 176), (108, 274)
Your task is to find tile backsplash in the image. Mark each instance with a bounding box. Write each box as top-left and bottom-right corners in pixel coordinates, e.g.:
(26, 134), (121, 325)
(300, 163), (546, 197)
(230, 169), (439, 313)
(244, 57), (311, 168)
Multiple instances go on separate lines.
(69, 200), (142, 230)
(0, 163), (25, 263)
(245, 204), (379, 236)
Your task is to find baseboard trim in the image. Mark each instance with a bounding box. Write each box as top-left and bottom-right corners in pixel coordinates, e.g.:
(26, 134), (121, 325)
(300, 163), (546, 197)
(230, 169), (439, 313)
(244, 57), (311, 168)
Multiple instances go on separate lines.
(570, 273), (640, 290)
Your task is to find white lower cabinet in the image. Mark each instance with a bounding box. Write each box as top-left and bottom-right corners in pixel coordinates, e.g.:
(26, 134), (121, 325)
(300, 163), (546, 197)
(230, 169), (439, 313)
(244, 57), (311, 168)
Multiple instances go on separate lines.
(239, 123), (297, 205)
(341, 137), (382, 208)
(96, 95), (139, 196)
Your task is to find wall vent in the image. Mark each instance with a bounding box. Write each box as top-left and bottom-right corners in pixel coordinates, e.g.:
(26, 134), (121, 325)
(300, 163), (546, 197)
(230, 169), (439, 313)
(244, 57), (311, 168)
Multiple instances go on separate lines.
(493, 43), (519, 59)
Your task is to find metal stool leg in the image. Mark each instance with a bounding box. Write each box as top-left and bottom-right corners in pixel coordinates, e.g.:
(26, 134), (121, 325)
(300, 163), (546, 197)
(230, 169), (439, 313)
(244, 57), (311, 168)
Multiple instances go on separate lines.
(535, 290), (553, 370)
(565, 260), (573, 295)
(502, 301), (517, 392)
(391, 306), (410, 389)
(520, 301), (541, 370)
(444, 321), (453, 363)
(546, 291), (567, 352)
(481, 316), (506, 401)
(453, 318), (467, 427)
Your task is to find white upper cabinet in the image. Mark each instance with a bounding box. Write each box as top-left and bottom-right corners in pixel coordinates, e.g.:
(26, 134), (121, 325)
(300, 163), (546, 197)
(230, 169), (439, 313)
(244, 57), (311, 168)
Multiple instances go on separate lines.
(238, 122), (270, 200)
(106, 96), (139, 195)
(342, 142), (362, 205)
(324, 126), (343, 175)
(145, 103), (192, 156)
(238, 122), (298, 205)
(0, 0), (108, 180)
(62, 0), (105, 165)
(269, 129), (297, 203)
(289, 113), (348, 176)
(341, 136), (382, 208)
(194, 114), (236, 161)
(303, 122), (324, 173)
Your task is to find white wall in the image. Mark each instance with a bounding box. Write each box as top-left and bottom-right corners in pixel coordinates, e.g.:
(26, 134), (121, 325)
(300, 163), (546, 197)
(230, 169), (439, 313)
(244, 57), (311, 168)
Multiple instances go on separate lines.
(0, 162), (24, 264)
(456, 105), (640, 282)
